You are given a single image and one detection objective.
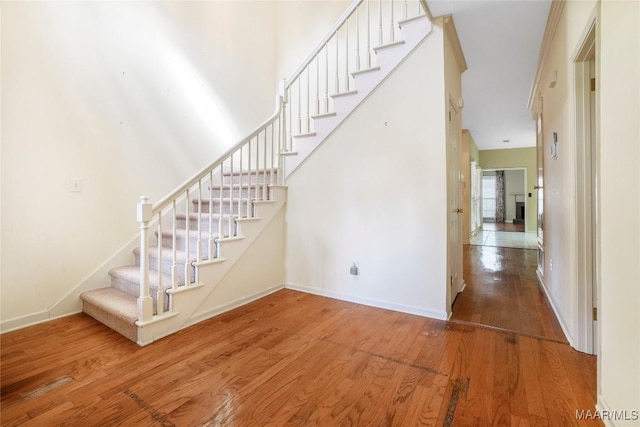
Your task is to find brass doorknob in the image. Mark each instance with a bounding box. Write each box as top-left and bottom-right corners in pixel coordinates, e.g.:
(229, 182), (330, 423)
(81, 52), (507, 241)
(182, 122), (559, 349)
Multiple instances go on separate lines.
(534, 185), (543, 189)
(455, 208), (464, 213)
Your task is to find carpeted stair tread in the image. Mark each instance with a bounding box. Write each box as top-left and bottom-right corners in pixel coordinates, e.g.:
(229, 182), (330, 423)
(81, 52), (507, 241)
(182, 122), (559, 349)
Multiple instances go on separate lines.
(133, 246), (195, 262)
(108, 265), (174, 289)
(81, 288), (137, 324)
(158, 228), (219, 239)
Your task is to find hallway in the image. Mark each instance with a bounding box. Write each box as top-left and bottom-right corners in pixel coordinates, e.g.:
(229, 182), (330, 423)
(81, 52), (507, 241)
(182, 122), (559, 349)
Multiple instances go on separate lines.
(451, 244), (566, 343)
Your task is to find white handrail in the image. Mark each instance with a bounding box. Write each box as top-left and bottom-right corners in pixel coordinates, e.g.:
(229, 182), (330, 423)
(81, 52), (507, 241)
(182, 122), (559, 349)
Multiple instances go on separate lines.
(151, 95), (284, 215)
(285, 0), (363, 90)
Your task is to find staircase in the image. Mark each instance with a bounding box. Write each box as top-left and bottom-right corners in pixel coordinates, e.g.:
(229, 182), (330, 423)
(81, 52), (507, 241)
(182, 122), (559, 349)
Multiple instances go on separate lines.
(80, 0), (432, 345)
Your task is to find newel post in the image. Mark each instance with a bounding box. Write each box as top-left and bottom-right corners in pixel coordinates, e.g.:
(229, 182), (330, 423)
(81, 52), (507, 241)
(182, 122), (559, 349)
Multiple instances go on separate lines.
(136, 196), (153, 324)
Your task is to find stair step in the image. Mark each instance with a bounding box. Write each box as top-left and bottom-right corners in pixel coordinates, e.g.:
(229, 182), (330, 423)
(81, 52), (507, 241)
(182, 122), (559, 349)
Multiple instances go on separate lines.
(133, 246), (199, 284)
(311, 112), (337, 120)
(81, 288), (138, 342)
(351, 66), (381, 76)
(192, 198), (253, 214)
(159, 228), (223, 254)
(330, 89), (358, 99)
(222, 169), (277, 185)
(109, 265), (172, 313)
(208, 184), (261, 198)
(175, 213), (234, 230)
(374, 39), (405, 53)
(293, 132), (317, 139)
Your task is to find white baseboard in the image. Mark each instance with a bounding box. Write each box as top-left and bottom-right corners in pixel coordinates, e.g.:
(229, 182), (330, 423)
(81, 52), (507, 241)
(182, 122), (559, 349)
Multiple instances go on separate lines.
(595, 395), (638, 427)
(1, 309), (82, 334)
(536, 271), (575, 347)
(285, 282), (448, 321)
(184, 284), (285, 328)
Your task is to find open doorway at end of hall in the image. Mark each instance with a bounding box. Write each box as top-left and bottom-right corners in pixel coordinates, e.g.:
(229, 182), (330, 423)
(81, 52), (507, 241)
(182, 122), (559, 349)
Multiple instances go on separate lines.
(470, 168), (537, 249)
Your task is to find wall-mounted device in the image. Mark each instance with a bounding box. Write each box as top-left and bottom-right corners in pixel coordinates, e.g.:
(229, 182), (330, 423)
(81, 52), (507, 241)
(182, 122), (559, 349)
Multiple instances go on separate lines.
(551, 132), (558, 159)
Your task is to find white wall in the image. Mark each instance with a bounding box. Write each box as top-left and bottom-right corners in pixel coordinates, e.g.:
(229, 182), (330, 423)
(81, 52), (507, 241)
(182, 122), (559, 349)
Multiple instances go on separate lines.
(0, 1), (278, 325)
(537, 0), (598, 346)
(535, 0), (640, 421)
(275, 1), (350, 83)
(285, 24), (450, 319)
(504, 169), (525, 222)
(598, 0), (640, 421)
(190, 207), (286, 324)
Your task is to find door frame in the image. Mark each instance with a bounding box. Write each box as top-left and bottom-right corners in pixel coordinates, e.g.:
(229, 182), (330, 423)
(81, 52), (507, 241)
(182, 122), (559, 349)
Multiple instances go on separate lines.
(481, 168), (528, 230)
(573, 18), (598, 355)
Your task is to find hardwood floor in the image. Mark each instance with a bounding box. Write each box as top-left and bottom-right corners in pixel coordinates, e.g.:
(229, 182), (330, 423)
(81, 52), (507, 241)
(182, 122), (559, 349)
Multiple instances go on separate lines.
(483, 222), (526, 232)
(452, 244), (567, 342)
(1, 290), (599, 426)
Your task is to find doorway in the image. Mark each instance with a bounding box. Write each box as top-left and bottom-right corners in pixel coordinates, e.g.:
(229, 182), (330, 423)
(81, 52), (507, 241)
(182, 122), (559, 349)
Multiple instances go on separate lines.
(447, 99), (464, 313)
(471, 168), (536, 249)
(574, 21), (598, 355)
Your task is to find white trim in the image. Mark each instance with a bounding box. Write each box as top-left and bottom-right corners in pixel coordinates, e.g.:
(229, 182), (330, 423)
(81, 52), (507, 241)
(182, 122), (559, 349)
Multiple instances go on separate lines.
(1, 310), (82, 334)
(595, 395), (616, 427)
(285, 282), (449, 321)
(184, 284), (285, 328)
(536, 272), (574, 347)
(528, 0), (566, 112)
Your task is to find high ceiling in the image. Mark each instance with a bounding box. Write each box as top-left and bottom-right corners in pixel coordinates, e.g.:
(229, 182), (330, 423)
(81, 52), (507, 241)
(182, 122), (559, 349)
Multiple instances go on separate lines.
(427, 0), (551, 151)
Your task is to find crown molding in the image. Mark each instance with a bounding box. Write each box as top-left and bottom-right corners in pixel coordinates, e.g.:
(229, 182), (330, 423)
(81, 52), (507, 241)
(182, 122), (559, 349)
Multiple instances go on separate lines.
(443, 14), (468, 73)
(528, 0), (566, 113)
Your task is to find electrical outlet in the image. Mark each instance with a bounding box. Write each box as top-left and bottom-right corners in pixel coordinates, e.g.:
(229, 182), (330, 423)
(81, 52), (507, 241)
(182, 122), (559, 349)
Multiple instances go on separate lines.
(350, 261), (359, 276)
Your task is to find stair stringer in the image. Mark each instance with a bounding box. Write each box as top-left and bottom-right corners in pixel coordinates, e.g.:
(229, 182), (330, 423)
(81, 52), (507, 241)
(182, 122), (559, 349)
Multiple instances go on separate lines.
(284, 15), (433, 177)
(135, 186), (287, 346)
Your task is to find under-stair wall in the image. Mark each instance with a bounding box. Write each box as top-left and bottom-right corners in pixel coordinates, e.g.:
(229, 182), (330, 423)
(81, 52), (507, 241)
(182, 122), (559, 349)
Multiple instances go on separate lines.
(285, 18), (458, 320)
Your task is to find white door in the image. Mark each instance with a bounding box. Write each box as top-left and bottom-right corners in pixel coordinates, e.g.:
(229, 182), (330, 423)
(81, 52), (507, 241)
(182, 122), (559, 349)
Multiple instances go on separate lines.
(447, 101), (463, 311)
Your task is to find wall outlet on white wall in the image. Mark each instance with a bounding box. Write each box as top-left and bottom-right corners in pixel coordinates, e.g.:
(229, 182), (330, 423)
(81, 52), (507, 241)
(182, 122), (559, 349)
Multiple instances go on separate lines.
(350, 261), (359, 276)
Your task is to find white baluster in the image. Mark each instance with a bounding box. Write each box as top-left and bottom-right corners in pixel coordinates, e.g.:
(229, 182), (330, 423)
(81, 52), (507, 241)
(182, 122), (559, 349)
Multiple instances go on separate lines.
(356, 7), (361, 71)
(208, 170), (214, 259)
(247, 140), (252, 217)
(137, 196), (153, 323)
(298, 78), (302, 135)
(288, 87), (293, 151)
(316, 56), (320, 116)
(306, 65), (311, 133)
(228, 155), (234, 237)
(390, 0), (395, 42)
(262, 129), (267, 200)
(184, 189), (191, 285)
(218, 164), (223, 254)
(270, 123), (275, 187)
(335, 33), (340, 93)
(345, 20), (349, 91)
(254, 136), (259, 205)
(367, 0), (371, 68)
(156, 211), (164, 315)
(172, 200), (178, 290)
(325, 46), (330, 113)
(238, 145), (243, 218)
(197, 182), (202, 268)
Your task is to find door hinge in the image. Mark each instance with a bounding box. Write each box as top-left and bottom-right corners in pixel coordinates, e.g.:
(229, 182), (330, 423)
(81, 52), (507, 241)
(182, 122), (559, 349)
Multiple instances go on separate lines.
(593, 307), (598, 321)
(590, 78), (596, 92)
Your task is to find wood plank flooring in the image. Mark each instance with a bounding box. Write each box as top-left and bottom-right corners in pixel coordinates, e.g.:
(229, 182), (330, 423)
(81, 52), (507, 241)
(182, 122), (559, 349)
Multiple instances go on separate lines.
(452, 244), (567, 342)
(1, 289), (599, 426)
